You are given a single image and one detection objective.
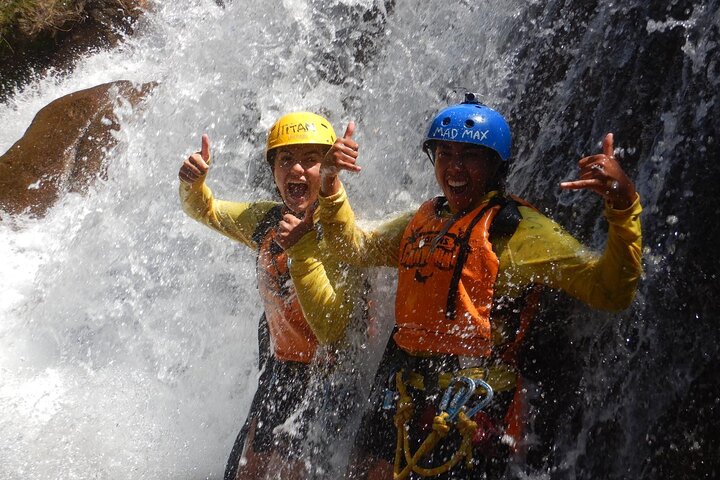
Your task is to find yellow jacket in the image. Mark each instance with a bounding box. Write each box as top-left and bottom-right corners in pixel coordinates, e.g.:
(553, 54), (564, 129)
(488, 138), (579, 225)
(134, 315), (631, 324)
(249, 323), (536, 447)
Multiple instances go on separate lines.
(179, 181), (362, 346)
(315, 185), (642, 312)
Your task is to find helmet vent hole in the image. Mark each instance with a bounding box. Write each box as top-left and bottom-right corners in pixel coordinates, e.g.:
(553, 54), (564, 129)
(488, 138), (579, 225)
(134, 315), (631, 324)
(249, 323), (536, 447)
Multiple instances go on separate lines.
(465, 120), (475, 128)
(442, 117), (451, 126)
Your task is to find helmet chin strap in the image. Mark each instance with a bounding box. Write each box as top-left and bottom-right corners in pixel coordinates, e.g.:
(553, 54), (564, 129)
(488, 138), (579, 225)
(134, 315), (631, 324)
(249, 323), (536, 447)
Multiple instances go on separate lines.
(424, 143), (436, 165)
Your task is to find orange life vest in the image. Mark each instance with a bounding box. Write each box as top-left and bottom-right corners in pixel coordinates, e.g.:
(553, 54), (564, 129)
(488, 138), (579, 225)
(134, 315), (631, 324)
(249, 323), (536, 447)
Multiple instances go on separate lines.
(394, 196), (521, 357)
(255, 207), (318, 363)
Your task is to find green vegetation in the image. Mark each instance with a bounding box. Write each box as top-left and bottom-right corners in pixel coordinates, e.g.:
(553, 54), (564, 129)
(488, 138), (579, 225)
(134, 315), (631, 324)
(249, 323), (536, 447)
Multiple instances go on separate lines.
(0, 0), (144, 100)
(1, 0), (85, 48)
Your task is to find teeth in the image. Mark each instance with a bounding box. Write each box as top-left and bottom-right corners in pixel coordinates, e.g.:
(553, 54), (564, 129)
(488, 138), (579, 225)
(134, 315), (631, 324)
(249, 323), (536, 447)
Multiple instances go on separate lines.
(448, 179), (467, 188)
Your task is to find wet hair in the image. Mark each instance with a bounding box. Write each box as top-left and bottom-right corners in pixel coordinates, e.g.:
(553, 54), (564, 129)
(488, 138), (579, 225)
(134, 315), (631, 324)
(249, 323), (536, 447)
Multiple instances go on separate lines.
(266, 148), (277, 166)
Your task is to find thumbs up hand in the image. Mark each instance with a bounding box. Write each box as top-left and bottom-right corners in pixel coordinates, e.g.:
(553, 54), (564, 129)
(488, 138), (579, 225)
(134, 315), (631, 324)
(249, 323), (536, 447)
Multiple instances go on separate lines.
(179, 134), (211, 185)
(320, 121), (361, 196)
(275, 204), (316, 251)
(560, 133), (637, 210)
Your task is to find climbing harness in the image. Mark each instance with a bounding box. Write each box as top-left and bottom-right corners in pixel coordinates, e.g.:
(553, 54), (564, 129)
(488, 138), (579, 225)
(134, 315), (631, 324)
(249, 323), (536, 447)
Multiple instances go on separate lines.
(387, 369), (497, 479)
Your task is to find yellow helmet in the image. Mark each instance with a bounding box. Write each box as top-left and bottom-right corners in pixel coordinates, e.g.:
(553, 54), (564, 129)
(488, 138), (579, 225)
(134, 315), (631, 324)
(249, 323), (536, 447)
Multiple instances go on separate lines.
(266, 112), (336, 162)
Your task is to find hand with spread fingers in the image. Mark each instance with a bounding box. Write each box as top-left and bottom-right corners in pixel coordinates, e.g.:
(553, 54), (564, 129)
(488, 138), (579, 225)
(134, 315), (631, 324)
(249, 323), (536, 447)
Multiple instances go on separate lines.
(320, 121), (361, 196)
(561, 133), (637, 210)
(275, 204), (316, 251)
(179, 134), (211, 185)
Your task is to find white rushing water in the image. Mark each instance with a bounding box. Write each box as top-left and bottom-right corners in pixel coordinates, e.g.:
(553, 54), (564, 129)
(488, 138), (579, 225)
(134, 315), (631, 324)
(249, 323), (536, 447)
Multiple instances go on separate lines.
(0, 1), (523, 478)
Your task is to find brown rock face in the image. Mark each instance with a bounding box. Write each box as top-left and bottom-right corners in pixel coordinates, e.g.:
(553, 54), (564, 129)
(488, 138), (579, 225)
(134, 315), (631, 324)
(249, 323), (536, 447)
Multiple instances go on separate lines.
(0, 80), (155, 218)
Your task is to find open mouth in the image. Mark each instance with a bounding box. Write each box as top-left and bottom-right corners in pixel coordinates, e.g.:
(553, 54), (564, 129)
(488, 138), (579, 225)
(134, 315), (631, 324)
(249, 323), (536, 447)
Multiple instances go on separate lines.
(447, 178), (468, 196)
(286, 181), (309, 200)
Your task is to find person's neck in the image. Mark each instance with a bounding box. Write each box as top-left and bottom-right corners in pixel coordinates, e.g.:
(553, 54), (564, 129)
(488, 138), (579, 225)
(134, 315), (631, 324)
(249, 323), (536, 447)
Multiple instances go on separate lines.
(444, 190), (499, 216)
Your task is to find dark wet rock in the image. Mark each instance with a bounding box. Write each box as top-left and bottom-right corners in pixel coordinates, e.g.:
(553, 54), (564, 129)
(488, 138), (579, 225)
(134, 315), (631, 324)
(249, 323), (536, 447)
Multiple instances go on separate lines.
(502, 0), (720, 477)
(0, 80), (155, 218)
(642, 363), (720, 479)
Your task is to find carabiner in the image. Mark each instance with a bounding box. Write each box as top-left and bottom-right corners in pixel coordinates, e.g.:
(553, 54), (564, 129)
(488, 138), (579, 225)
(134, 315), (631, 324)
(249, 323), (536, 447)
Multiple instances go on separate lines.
(382, 371), (398, 410)
(439, 376), (476, 421)
(465, 378), (494, 418)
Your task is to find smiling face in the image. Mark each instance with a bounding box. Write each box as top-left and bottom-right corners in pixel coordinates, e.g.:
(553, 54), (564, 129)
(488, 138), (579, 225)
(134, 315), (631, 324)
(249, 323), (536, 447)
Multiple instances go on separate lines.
(432, 141), (502, 214)
(271, 144), (325, 214)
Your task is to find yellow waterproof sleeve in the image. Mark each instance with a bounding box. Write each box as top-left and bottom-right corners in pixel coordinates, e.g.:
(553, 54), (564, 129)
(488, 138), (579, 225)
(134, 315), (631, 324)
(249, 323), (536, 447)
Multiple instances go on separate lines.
(179, 181), (278, 250)
(494, 195), (643, 311)
(318, 184), (413, 267)
(319, 184), (643, 312)
(286, 230), (362, 344)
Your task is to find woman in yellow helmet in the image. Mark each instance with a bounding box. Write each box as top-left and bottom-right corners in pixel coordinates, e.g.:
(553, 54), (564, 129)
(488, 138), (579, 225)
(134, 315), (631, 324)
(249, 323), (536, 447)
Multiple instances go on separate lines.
(179, 112), (364, 479)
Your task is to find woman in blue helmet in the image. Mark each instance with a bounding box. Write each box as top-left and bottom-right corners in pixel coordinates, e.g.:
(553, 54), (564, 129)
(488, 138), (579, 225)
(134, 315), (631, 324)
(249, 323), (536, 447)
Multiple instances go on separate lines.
(288, 94), (642, 478)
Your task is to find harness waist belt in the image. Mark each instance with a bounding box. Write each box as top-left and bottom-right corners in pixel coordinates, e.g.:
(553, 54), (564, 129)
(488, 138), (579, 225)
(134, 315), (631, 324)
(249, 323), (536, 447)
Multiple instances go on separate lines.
(404, 364), (517, 394)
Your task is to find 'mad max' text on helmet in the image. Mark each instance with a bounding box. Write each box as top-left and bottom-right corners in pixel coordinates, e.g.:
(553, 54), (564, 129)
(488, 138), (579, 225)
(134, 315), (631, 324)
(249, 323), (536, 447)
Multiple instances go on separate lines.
(423, 93), (512, 162)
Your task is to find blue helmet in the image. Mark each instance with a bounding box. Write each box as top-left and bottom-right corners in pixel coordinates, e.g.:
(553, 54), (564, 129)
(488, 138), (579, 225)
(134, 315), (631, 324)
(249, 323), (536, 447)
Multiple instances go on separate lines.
(423, 93), (512, 162)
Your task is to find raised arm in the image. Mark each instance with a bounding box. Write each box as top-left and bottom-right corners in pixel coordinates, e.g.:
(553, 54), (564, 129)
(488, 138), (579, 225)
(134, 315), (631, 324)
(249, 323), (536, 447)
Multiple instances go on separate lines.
(317, 121), (410, 267)
(179, 134), (276, 249)
(497, 202), (642, 311)
(496, 133), (642, 310)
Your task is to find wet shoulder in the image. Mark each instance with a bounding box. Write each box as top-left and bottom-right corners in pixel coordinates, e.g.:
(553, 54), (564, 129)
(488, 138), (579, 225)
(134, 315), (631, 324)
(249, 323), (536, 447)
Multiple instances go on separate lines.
(245, 200), (284, 234)
(213, 199), (283, 247)
(510, 206), (586, 257)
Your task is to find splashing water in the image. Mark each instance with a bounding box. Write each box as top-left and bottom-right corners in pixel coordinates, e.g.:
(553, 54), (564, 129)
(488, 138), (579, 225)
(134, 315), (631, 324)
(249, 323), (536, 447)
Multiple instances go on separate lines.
(3, 0), (719, 479)
(0, 1), (522, 478)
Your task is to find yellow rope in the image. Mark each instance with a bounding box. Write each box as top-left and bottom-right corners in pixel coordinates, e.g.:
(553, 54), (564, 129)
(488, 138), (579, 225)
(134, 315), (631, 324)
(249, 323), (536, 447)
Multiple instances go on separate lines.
(394, 370), (414, 476)
(392, 373), (479, 479)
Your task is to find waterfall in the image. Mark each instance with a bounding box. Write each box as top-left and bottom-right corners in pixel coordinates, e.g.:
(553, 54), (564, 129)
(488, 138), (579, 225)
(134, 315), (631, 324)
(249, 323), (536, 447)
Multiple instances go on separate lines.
(503, 2), (720, 478)
(1, 0), (718, 479)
